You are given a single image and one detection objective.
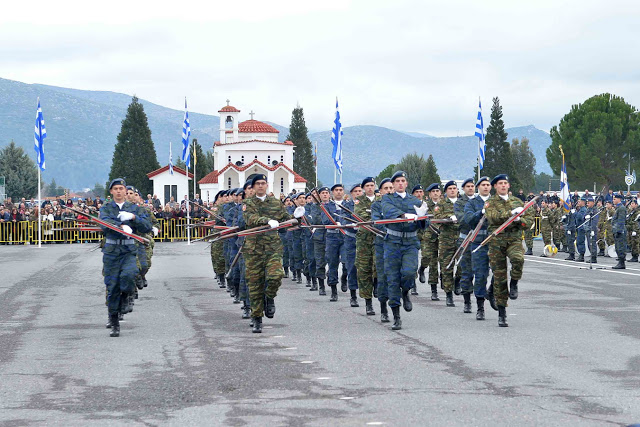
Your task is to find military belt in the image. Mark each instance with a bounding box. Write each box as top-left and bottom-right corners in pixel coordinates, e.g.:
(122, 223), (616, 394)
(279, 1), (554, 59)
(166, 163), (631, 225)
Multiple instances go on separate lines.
(386, 229), (418, 238)
(344, 230), (357, 238)
(105, 238), (136, 245)
(326, 229), (340, 234)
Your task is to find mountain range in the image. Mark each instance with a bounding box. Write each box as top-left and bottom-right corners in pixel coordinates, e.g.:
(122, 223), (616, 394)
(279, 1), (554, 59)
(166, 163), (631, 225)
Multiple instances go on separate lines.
(0, 77), (552, 190)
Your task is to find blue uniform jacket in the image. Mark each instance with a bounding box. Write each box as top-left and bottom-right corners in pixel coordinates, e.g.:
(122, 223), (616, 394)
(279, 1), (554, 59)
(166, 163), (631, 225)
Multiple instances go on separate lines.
(463, 195), (489, 243)
(99, 200), (152, 242)
(575, 206), (587, 233)
(381, 193), (426, 238)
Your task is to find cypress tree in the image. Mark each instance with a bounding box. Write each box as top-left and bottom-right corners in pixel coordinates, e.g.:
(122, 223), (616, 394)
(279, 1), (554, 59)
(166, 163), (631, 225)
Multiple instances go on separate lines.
(287, 105), (316, 186)
(422, 154), (441, 188)
(108, 96), (160, 195)
(0, 140), (38, 200)
(480, 97), (519, 189)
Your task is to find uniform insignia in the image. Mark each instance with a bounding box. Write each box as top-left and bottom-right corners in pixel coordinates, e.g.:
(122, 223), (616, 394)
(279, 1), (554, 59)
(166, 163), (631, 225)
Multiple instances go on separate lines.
(354, 200), (359, 205)
(242, 204), (246, 211)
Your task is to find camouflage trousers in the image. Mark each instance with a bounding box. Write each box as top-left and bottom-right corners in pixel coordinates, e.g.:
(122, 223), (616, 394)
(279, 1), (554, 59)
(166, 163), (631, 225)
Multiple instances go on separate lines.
(598, 226), (614, 250)
(488, 231), (524, 308)
(421, 235), (439, 285)
(103, 245), (137, 315)
(524, 229), (534, 250)
(628, 233), (640, 257)
(245, 246), (284, 318)
(438, 232), (457, 293)
(210, 240), (226, 276)
(355, 232), (376, 299)
(540, 225), (552, 246)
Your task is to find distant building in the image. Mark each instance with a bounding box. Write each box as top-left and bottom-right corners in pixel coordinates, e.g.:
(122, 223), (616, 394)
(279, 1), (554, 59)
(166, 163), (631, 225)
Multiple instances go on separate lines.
(146, 165), (193, 207)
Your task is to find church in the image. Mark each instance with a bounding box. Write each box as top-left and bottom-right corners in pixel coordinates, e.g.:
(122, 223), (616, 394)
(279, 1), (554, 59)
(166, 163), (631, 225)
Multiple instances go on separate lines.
(198, 101), (307, 201)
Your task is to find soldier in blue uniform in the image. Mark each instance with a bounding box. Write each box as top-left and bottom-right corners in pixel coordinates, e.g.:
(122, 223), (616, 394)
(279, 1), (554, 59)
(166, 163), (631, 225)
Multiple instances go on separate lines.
(410, 184), (424, 296)
(289, 193), (306, 284)
(373, 178), (393, 322)
(322, 184), (348, 302)
(303, 193), (318, 291)
(343, 184), (361, 307)
(562, 202), (577, 261)
(455, 178), (475, 314)
(611, 193), (627, 269)
(574, 197), (588, 262)
(381, 171), (429, 330)
(311, 187), (330, 296)
(100, 178), (152, 337)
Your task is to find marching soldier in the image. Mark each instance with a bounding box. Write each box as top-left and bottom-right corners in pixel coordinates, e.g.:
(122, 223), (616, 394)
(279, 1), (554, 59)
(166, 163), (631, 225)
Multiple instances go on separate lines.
(355, 177), (378, 316)
(626, 198), (639, 262)
(372, 178), (392, 322)
(434, 181), (460, 307)
(420, 183), (442, 301)
(410, 185), (425, 295)
(562, 201), (577, 261)
(523, 194), (536, 256)
(344, 185), (361, 307)
(539, 198), (553, 255)
(611, 193), (627, 269)
(311, 187), (331, 296)
(303, 193), (318, 290)
(210, 191), (228, 288)
(454, 178), (475, 313)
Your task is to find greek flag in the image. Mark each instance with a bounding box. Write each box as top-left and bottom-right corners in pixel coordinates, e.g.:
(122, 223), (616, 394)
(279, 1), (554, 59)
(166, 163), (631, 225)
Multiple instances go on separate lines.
(331, 98), (343, 174)
(169, 141), (174, 175)
(34, 98), (47, 171)
(559, 146), (571, 211)
(181, 98), (191, 169)
(474, 98), (485, 170)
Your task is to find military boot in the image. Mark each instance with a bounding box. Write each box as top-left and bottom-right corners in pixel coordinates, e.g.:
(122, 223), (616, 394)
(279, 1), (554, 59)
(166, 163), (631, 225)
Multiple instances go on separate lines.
(446, 291), (455, 307)
(135, 275), (144, 290)
(576, 253), (585, 262)
(305, 274), (312, 287)
(402, 289), (413, 312)
(218, 274), (226, 288)
(233, 283), (241, 304)
(297, 270), (303, 284)
(411, 281), (419, 296)
(242, 303), (251, 319)
(418, 266), (426, 283)
(310, 277), (318, 291)
(430, 284), (440, 301)
(229, 283), (236, 298)
(143, 278), (148, 288)
(350, 289), (359, 307)
(252, 317), (262, 333)
(629, 255), (639, 263)
(365, 298), (375, 315)
(525, 248), (533, 256)
(330, 285), (338, 302)
(380, 301), (390, 323)
(612, 258), (626, 270)
(565, 253), (575, 261)
(476, 297), (485, 321)
(283, 266), (289, 278)
(265, 297), (276, 318)
(373, 278), (378, 298)
(598, 249), (605, 256)
(109, 313), (120, 337)
(391, 306), (402, 330)
(105, 314), (112, 329)
(291, 269), (297, 281)
(340, 269), (348, 292)
(318, 278), (326, 296)
(590, 255), (598, 263)
(454, 276), (462, 295)
(463, 293), (472, 313)
(121, 294), (132, 314)
(487, 280), (498, 311)
(509, 279), (519, 300)
(498, 306), (508, 327)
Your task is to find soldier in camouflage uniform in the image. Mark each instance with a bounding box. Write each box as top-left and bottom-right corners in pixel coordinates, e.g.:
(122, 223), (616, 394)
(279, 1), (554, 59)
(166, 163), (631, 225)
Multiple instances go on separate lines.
(595, 198), (607, 256)
(243, 174), (302, 333)
(485, 174), (534, 327)
(434, 181), (460, 307)
(611, 193), (627, 269)
(454, 178), (475, 313)
(523, 195), (536, 256)
(210, 191), (228, 288)
(100, 178), (152, 337)
(539, 199), (553, 253)
(355, 177), (377, 315)
(236, 181), (253, 319)
(420, 183), (441, 301)
(603, 201), (616, 255)
(626, 198), (639, 262)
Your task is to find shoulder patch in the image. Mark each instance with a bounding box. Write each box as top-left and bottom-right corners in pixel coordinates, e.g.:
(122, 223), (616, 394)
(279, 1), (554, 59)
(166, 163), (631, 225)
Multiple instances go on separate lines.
(354, 200), (359, 205)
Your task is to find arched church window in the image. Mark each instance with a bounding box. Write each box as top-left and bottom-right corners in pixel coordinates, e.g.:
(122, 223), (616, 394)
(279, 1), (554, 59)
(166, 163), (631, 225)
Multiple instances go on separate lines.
(280, 177), (284, 193)
(228, 177), (231, 189)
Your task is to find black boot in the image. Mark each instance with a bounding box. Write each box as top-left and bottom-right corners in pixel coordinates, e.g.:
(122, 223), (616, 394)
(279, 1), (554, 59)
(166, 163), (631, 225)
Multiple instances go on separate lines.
(283, 267), (289, 278)
(297, 270), (303, 284)
(446, 291), (455, 307)
(612, 258), (626, 269)
(265, 297), (276, 318)
(454, 276), (461, 295)
(498, 306), (508, 327)
(340, 269), (348, 292)
(229, 283), (236, 298)
(576, 253), (585, 262)
(373, 278), (378, 298)
(218, 274), (226, 288)
(252, 317), (262, 333)
(509, 279), (519, 300)
(135, 275), (144, 290)
(109, 313), (120, 337)
(525, 248), (533, 256)
(463, 293), (472, 313)
(350, 289), (359, 307)
(365, 298), (375, 315)
(598, 249), (605, 256)
(233, 283), (241, 304)
(330, 285), (338, 301)
(591, 255), (598, 263)
(487, 281), (498, 311)
(306, 274), (312, 287)
(411, 281), (418, 296)
(105, 314), (112, 329)
(318, 278), (326, 296)
(310, 277), (318, 291)
(242, 304), (251, 319)
(380, 301), (390, 322)
(391, 306), (402, 330)
(476, 297), (485, 320)
(143, 278), (148, 288)
(565, 253), (575, 261)
(402, 289), (412, 312)
(418, 266), (426, 283)
(291, 269), (297, 281)
(430, 284), (440, 301)
(121, 294), (132, 314)
(629, 255), (639, 263)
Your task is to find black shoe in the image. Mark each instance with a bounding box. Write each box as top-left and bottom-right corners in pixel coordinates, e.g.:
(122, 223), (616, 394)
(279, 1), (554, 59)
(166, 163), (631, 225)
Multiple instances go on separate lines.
(340, 275), (348, 292)
(365, 299), (375, 315)
(539, 254), (547, 257)
(218, 274), (226, 288)
(576, 253), (585, 262)
(350, 289), (359, 307)
(118, 312), (124, 321)
(430, 284), (440, 301)
(629, 256), (639, 263)
(265, 297), (276, 318)
(283, 267), (289, 278)
(402, 289), (412, 312)
(105, 315), (112, 329)
(143, 278), (148, 288)
(454, 277), (461, 295)
(590, 256), (597, 263)
(380, 301), (390, 323)
(297, 270), (303, 284)
(391, 306), (402, 330)
(525, 248), (533, 256)
(319, 279), (326, 296)
(242, 306), (251, 319)
(310, 277), (318, 291)
(418, 266), (426, 283)
(498, 306), (508, 327)
(446, 292), (455, 307)
(134, 292), (138, 299)
(565, 253), (575, 261)
(509, 279), (519, 300)
(487, 282), (498, 311)
(463, 293), (472, 313)
(249, 317), (254, 327)
(229, 285), (236, 298)
(306, 275), (312, 287)
(135, 276), (144, 290)
(598, 249), (605, 256)
(252, 317), (262, 333)
(121, 295), (132, 314)
(612, 259), (626, 270)
(411, 281), (418, 295)
(476, 298), (485, 321)
(330, 285), (338, 302)
(109, 314), (120, 337)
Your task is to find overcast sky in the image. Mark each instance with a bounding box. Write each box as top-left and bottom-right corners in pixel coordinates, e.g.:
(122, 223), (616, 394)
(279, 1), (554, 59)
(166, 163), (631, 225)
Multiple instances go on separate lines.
(1, 0), (638, 136)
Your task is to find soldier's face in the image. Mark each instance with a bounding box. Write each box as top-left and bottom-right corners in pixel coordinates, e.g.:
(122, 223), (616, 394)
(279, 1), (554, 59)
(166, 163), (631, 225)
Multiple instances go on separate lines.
(333, 188), (344, 200)
(477, 182), (491, 196)
(245, 187), (255, 198)
(494, 180), (510, 195)
(319, 191), (330, 202)
(541, 202), (547, 208)
(253, 180), (268, 196)
(126, 190), (136, 202)
(363, 182), (375, 196)
(393, 177), (407, 193)
(351, 187), (362, 198)
(413, 189), (424, 199)
(380, 183), (394, 194)
(110, 185), (126, 202)
(446, 186), (458, 198)
(306, 196), (313, 204)
(429, 189), (441, 201)
(297, 197), (306, 207)
(463, 183), (475, 196)
(587, 201), (594, 208)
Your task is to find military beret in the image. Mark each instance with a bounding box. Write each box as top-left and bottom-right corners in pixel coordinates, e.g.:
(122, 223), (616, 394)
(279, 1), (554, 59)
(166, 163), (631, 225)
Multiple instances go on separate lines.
(613, 193), (623, 199)
(109, 178), (126, 189)
(411, 184), (424, 194)
(580, 195), (588, 201)
(136, 189), (143, 197)
(250, 174), (268, 186)
(350, 184), (362, 193)
(318, 186), (330, 193)
(379, 178), (391, 187)
(391, 171), (408, 182)
(214, 190), (225, 201)
(586, 196), (594, 202)
(331, 184), (344, 191)
(476, 176), (490, 187)
(426, 183), (440, 192)
(294, 192), (305, 199)
(126, 185), (134, 191)
(490, 174), (509, 186)
(443, 180), (457, 191)
(243, 180), (252, 190)
(361, 177), (375, 187)
(462, 178), (474, 188)
(305, 193), (313, 198)
(374, 189), (380, 194)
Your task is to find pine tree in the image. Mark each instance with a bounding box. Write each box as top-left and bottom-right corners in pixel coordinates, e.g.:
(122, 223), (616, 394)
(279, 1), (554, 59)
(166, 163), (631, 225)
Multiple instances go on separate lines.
(0, 140), (38, 200)
(395, 153), (429, 189)
(479, 97), (519, 189)
(108, 96), (160, 196)
(422, 154), (441, 188)
(287, 105), (316, 186)
(376, 163), (396, 183)
(511, 137), (536, 192)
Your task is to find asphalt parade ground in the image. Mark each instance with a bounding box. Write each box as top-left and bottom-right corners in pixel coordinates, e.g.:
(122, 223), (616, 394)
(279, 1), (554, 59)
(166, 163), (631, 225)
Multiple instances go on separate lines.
(1, 240), (639, 426)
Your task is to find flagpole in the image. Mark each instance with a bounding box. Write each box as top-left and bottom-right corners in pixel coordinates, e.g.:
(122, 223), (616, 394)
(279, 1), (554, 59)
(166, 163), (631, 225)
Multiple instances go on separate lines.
(315, 142), (318, 188)
(37, 167), (42, 248)
(193, 139), (197, 205)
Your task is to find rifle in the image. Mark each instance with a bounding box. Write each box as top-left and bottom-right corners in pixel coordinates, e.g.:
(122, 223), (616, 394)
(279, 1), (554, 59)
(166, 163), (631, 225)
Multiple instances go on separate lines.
(447, 215), (486, 269)
(309, 193), (346, 236)
(211, 219), (299, 242)
(335, 202), (386, 237)
(225, 243), (244, 279)
(335, 213), (385, 237)
(188, 200), (226, 224)
(65, 205), (150, 245)
(192, 226), (239, 242)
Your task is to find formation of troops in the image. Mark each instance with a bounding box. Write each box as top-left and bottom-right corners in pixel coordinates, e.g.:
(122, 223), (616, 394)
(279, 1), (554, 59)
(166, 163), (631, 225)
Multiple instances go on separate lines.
(95, 173), (638, 337)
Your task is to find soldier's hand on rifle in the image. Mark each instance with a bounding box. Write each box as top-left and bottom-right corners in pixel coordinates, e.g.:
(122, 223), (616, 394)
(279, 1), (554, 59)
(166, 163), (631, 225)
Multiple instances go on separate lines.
(585, 215), (591, 220)
(117, 211), (135, 222)
(571, 209), (576, 214)
(450, 215), (457, 221)
(294, 206), (306, 218)
(633, 231), (637, 237)
(404, 213), (418, 221)
(268, 220), (279, 229)
(152, 227), (159, 237)
(511, 207), (524, 215)
(414, 202), (428, 216)
(122, 225), (133, 234)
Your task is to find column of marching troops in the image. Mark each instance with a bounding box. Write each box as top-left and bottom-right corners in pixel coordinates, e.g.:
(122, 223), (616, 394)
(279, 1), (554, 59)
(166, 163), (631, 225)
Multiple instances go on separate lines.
(94, 174), (639, 338)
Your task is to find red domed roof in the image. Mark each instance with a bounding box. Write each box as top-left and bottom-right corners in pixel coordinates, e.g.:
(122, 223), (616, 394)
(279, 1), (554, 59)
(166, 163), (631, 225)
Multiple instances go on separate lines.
(219, 105), (240, 113)
(238, 120), (279, 133)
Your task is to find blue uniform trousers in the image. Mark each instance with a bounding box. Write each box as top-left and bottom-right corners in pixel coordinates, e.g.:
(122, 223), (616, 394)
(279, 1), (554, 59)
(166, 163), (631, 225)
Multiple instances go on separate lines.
(375, 239), (388, 302)
(576, 230), (586, 254)
(470, 242), (489, 298)
(383, 238), (419, 308)
(291, 230), (304, 271)
(280, 233), (290, 269)
(228, 237), (240, 287)
(103, 244), (138, 315)
(458, 237), (473, 294)
(313, 235), (327, 279)
(303, 233), (316, 277)
(566, 230), (576, 254)
(325, 232), (344, 286)
(344, 232), (358, 290)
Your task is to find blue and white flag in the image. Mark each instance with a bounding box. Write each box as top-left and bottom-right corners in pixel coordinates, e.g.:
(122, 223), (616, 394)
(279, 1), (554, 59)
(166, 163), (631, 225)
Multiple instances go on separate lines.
(181, 98), (191, 169)
(34, 98), (47, 171)
(169, 141), (174, 175)
(474, 98), (485, 170)
(331, 98), (343, 175)
(559, 146), (571, 212)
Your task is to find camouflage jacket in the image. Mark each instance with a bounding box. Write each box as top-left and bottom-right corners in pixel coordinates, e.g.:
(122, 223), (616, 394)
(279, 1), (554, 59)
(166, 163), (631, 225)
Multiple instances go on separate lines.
(434, 197), (458, 237)
(453, 194), (472, 235)
(243, 195), (291, 253)
(540, 207), (553, 228)
(355, 194), (377, 242)
(485, 194), (533, 234)
(627, 207), (640, 233)
(422, 199), (439, 242)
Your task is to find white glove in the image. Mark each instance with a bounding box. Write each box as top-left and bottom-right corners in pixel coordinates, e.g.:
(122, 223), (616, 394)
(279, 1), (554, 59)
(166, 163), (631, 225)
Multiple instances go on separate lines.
(414, 202), (428, 216)
(571, 209), (576, 214)
(511, 207), (524, 215)
(294, 206), (306, 218)
(268, 220), (279, 229)
(633, 232), (637, 237)
(117, 211), (135, 221)
(590, 231), (595, 236)
(567, 230), (571, 235)
(585, 215), (591, 220)
(450, 215), (457, 221)
(481, 208), (485, 214)
(335, 221), (341, 226)
(404, 213), (418, 221)
(561, 215), (567, 220)
(152, 226), (159, 237)
(121, 225), (133, 234)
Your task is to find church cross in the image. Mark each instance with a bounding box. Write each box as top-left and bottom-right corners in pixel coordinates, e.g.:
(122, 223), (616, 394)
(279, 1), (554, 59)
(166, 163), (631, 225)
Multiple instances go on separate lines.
(226, 99), (230, 106)
(250, 110), (255, 120)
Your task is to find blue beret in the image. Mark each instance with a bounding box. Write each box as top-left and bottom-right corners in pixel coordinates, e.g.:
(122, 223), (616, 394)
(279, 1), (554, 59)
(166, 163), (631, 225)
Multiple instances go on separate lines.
(391, 170), (408, 182)
(109, 178), (126, 189)
(443, 180), (457, 191)
(361, 177), (375, 187)
(462, 178), (474, 188)
(379, 178), (391, 187)
(126, 185), (134, 191)
(243, 180), (252, 190)
(331, 184), (343, 191)
(411, 184), (423, 194)
(426, 183), (440, 192)
(318, 186), (330, 193)
(586, 196), (594, 202)
(374, 189), (380, 194)
(490, 174), (509, 186)
(613, 193), (623, 199)
(580, 195), (588, 201)
(476, 176), (490, 186)
(250, 174), (268, 186)
(350, 184), (362, 193)
(294, 192), (305, 199)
